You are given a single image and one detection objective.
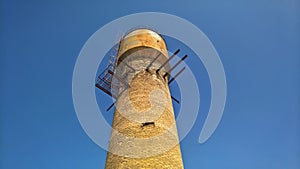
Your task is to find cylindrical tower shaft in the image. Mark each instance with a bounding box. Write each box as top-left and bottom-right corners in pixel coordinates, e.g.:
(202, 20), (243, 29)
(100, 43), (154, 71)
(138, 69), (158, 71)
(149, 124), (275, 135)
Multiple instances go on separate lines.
(105, 29), (184, 169)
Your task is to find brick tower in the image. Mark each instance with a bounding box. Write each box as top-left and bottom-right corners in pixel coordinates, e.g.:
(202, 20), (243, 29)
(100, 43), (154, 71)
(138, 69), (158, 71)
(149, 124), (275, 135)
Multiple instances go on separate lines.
(104, 29), (184, 168)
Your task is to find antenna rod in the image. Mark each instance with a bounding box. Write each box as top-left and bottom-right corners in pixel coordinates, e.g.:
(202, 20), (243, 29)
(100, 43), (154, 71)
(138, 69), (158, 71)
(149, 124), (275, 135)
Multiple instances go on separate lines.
(108, 70), (130, 88)
(106, 102), (115, 112)
(95, 83), (117, 99)
(168, 67), (186, 84)
(156, 49), (180, 74)
(171, 96), (180, 104)
(146, 53), (161, 71)
(163, 54), (187, 78)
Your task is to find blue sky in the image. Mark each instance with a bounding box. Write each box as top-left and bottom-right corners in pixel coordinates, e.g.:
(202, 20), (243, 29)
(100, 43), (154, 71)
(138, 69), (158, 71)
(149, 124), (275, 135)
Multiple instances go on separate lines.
(1, 0), (300, 169)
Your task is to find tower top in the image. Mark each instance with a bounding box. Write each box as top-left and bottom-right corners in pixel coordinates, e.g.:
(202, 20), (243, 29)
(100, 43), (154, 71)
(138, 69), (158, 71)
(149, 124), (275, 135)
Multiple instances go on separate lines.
(117, 28), (168, 63)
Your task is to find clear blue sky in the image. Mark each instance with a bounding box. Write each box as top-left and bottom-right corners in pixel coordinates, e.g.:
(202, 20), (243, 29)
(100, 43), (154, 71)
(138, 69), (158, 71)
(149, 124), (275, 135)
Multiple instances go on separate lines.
(1, 0), (299, 169)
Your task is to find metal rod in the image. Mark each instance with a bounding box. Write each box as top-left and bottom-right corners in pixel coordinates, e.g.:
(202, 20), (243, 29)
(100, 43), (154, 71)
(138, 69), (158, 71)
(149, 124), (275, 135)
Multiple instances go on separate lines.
(171, 96), (180, 104)
(168, 67), (186, 84)
(156, 49), (180, 74)
(146, 53), (161, 71)
(108, 70), (130, 88)
(95, 83), (117, 99)
(164, 54), (187, 78)
(106, 102), (115, 112)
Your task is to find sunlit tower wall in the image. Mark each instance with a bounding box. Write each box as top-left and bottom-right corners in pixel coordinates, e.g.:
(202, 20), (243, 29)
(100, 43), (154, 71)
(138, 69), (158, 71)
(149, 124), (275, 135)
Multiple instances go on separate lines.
(105, 29), (184, 168)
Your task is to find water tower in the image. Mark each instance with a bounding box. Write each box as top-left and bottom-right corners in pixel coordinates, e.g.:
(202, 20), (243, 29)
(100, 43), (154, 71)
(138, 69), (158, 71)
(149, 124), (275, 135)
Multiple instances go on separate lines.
(96, 28), (187, 168)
